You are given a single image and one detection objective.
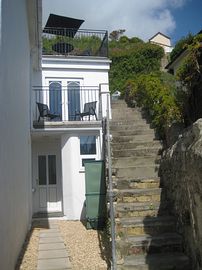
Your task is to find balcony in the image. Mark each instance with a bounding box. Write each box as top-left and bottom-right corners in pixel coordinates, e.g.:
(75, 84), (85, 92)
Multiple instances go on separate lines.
(42, 28), (108, 57)
(32, 85), (106, 129)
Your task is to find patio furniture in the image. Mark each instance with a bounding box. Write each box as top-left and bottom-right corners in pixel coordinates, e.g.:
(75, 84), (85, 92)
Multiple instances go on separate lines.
(36, 102), (61, 122)
(75, 101), (97, 121)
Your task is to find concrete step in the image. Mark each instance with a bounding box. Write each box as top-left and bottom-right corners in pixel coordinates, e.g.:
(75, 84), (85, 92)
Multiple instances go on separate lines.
(110, 121), (150, 130)
(112, 156), (160, 168)
(113, 165), (159, 179)
(114, 178), (160, 189)
(112, 146), (162, 158)
(111, 114), (147, 122)
(117, 233), (182, 256)
(116, 216), (176, 237)
(118, 253), (190, 270)
(115, 201), (166, 218)
(111, 129), (156, 137)
(112, 134), (159, 144)
(116, 188), (162, 203)
(112, 108), (143, 115)
(111, 140), (162, 150)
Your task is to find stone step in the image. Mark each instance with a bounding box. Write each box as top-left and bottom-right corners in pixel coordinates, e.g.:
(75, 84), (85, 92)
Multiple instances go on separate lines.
(116, 216), (176, 237)
(114, 165), (159, 179)
(112, 146), (162, 158)
(116, 188), (162, 203)
(112, 156), (160, 168)
(115, 178), (160, 189)
(111, 130), (156, 138)
(117, 233), (182, 256)
(118, 253), (190, 270)
(112, 135), (158, 144)
(111, 100), (130, 108)
(115, 201), (166, 218)
(112, 108), (143, 115)
(111, 140), (162, 150)
(111, 114), (146, 122)
(110, 121), (150, 129)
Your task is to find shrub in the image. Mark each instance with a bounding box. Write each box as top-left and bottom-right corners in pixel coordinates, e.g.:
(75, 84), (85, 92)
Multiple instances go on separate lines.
(124, 73), (182, 137)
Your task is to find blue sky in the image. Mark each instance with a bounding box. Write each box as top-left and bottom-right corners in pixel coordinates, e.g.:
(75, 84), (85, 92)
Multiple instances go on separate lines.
(43, 0), (201, 45)
(171, 0), (202, 44)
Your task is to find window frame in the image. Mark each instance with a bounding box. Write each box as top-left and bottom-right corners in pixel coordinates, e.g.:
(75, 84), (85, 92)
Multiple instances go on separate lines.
(79, 134), (100, 170)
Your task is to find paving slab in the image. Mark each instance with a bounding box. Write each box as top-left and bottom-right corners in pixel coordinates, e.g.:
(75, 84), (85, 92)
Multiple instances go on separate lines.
(40, 232), (61, 238)
(40, 229), (60, 234)
(36, 220), (72, 270)
(37, 258), (71, 270)
(38, 249), (68, 259)
(39, 236), (63, 243)
(39, 243), (66, 251)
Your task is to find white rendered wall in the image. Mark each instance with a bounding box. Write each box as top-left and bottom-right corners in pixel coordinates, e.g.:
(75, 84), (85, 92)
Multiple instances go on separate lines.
(42, 57), (110, 87)
(61, 130), (101, 220)
(39, 57), (111, 121)
(0, 0), (40, 269)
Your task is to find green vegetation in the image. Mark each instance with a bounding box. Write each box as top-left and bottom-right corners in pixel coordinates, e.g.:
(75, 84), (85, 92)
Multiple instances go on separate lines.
(108, 31), (181, 138)
(170, 33), (193, 62)
(43, 35), (102, 55)
(175, 33), (202, 125)
(124, 72), (181, 137)
(109, 36), (163, 94)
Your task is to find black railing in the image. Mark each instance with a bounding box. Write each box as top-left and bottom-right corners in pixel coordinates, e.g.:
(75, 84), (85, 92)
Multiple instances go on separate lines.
(42, 28), (108, 57)
(33, 86), (100, 122)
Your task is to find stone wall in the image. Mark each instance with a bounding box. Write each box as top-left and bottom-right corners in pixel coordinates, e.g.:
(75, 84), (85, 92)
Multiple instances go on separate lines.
(160, 119), (202, 270)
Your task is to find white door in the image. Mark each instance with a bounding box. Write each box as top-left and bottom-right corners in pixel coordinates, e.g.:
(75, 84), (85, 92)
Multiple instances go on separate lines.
(36, 154), (62, 212)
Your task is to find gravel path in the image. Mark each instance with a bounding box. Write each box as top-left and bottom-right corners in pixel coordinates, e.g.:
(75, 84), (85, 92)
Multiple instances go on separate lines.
(16, 220), (111, 270)
(15, 225), (40, 270)
(58, 221), (111, 270)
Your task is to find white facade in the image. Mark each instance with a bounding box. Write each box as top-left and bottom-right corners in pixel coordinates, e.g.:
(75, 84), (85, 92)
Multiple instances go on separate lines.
(0, 0), (41, 269)
(31, 55), (111, 220)
(149, 32), (173, 53)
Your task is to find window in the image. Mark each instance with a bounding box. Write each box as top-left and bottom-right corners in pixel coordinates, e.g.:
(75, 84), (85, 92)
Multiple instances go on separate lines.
(80, 136), (96, 155)
(80, 136), (97, 168)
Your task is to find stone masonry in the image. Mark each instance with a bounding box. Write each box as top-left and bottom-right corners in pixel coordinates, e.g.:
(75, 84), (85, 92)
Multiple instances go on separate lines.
(110, 99), (191, 270)
(160, 119), (202, 270)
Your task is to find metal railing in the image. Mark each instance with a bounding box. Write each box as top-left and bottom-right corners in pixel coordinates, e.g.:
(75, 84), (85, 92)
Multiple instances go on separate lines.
(32, 86), (100, 122)
(104, 93), (117, 269)
(42, 28), (108, 57)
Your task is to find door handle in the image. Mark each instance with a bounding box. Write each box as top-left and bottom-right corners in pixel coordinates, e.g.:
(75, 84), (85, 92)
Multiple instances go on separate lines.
(36, 178), (39, 185)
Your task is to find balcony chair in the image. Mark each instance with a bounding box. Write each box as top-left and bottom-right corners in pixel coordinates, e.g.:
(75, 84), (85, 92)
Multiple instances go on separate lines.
(36, 102), (61, 122)
(75, 101), (98, 121)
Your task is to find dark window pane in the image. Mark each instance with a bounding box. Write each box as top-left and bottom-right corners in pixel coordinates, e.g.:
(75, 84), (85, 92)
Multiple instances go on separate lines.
(82, 158), (95, 167)
(48, 155), (56, 185)
(38, 156), (46, 185)
(80, 136), (96, 155)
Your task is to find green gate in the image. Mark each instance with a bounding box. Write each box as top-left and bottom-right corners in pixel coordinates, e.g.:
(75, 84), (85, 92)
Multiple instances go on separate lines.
(84, 160), (106, 229)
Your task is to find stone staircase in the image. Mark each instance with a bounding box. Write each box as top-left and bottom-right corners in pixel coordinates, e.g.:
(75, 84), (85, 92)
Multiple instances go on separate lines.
(110, 100), (191, 270)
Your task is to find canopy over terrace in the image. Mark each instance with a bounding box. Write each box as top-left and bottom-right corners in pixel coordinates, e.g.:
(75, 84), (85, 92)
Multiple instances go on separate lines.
(43, 13), (84, 37)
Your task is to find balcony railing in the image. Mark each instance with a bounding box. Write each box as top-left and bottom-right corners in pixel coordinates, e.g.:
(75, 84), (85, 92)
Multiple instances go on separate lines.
(32, 86), (101, 124)
(42, 28), (108, 57)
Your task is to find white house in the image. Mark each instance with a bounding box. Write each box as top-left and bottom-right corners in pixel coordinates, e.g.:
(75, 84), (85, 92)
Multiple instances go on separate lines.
(149, 32), (173, 54)
(0, 4), (110, 268)
(0, 0), (42, 269)
(31, 15), (111, 220)
(149, 32), (173, 69)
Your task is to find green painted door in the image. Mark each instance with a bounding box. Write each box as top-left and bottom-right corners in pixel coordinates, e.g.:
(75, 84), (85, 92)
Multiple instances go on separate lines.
(84, 160), (106, 229)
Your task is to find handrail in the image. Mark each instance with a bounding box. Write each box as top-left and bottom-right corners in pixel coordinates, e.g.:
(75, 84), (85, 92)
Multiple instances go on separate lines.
(105, 93), (117, 270)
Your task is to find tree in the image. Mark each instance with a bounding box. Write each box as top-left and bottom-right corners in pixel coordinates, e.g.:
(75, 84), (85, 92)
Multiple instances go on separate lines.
(109, 40), (164, 93)
(170, 33), (193, 61)
(176, 33), (202, 125)
(109, 29), (125, 41)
